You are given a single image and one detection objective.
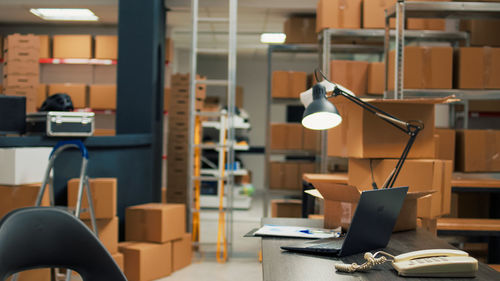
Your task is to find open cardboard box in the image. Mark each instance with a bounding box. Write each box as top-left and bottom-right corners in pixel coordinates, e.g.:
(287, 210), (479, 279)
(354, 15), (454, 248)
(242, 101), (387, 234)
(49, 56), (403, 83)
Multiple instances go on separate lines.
(306, 182), (433, 232)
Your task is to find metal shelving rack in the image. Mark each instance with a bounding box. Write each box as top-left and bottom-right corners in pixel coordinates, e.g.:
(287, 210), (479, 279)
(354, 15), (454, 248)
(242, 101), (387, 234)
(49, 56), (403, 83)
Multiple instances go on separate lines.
(384, 1), (500, 128)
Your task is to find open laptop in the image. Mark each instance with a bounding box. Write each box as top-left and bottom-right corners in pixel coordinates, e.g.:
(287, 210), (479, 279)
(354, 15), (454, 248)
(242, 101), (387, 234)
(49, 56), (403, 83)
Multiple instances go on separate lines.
(281, 186), (408, 257)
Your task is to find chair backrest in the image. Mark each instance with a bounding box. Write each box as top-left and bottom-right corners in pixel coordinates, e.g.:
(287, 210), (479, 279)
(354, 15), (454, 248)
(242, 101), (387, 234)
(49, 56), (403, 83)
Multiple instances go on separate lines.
(0, 207), (127, 281)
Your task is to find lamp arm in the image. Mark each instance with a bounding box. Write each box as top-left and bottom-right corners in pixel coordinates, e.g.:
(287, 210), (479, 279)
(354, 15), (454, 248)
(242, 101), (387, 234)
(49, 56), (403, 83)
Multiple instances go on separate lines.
(328, 87), (412, 135)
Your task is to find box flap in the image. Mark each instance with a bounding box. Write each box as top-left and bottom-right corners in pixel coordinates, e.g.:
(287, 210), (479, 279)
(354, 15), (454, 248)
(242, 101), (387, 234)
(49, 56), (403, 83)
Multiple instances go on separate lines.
(406, 190), (435, 200)
(314, 182), (361, 203)
(303, 173), (348, 184)
(304, 189), (323, 199)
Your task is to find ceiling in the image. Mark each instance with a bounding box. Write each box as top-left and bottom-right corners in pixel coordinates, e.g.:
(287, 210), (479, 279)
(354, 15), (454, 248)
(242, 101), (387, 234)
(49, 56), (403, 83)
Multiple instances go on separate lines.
(0, 0), (318, 52)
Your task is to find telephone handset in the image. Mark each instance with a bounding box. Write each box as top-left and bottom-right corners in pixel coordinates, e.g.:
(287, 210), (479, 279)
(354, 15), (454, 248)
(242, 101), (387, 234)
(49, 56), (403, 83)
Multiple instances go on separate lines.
(392, 249), (478, 277)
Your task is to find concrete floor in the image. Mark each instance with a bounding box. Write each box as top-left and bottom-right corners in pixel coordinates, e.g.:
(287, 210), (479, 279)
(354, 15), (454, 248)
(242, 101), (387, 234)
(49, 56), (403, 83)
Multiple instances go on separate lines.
(158, 192), (264, 281)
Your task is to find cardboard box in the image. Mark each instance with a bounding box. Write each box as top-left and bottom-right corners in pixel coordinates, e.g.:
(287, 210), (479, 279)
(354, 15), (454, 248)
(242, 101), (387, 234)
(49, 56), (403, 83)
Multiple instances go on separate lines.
(456, 47), (500, 89)
(166, 38), (174, 63)
(3, 74), (38, 88)
(388, 46), (453, 89)
(367, 62), (385, 95)
(3, 60), (39, 75)
(119, 241), (172, 281)
(284, 16), (316, 44)
(316, 0), (362, 32)
(271, 199), (302, 218)
(435, 128), (455, 162)
(456, 130), (500, 172)
(407, 0), (447, 31)
(303, 127), (319, 151)
(0, 184), (50, 219)
(89, 84), (116, 110)
(272, 71), (307, 98)
(327, 97), (445, 158)
(172, 233), (192, 271)
(312, 181), (432, 231)
(95, 35), (118, 59)
(53, 35), (92, 59)
(270, 162), (314, 190)
(67, 178), (117, 219)
(460, 19), (500, 47)
(125, 203), (185, 243)
(2, 47), (38, 62)
(82, 217), (119, 254)
(48, 83), (87, 108)
(112, 252), (125, 272)
(363, 0), (396, 29)
(4, 87), (37, 113)
(0, 147), (51, 185)
(330, 60), (369, 96)
(37, 83), (47, 109)
(164, 88), (170, 111)
(38, 35), (50, 59)
(271, 123), (304, 150)
(4, 34), (39, 49)
(94, 129), (116, 136)
(6, 269), (50, 281)
(348, 158), (452, 218)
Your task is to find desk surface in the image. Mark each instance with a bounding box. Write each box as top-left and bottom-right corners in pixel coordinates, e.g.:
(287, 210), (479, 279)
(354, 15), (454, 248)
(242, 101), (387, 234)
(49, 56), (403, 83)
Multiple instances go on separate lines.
(261, 218), (500, 281)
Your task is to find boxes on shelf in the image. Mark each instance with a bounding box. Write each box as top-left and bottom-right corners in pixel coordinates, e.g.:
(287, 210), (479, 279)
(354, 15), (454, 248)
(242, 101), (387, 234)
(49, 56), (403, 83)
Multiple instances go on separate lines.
(460, 19), (500, 47)
(435, 128), (455, 163)
(4, 87), (37, 113)
(37, 35), (50, 59)
(363, 0), (396, 29)
(2, 74), (38, 89)
(3, 60), (39, 75)
(0, 183), (50, 219)
(284, 16), (316, 44)
(164, 88), (170, 111)
(48, 83), (87, 108)
(272, 71), (307, 98)
(119, 241), (172, 281)
(172, 233), (192, 271)
(388, 46), (453, 89)
(270, 161), (315, 190)
(316, 0), (362, 32)
(348, 158), (453, 219)
(327, 97), (447, 159)
(89, 84), (117, 110)
(270, 123), (303, 150)
(82, 217), (119, 254)
(271, 199), (302, 218)
(67, 178), (117, 219)
(112, 252), (124, 271)
(303, 127), (320, 151)
(456, 129), (500, 172)
(330, 60), (369, 96)
(455, 47), (500, 89)
(406, 0), (446, 31)
(367, 62), (385, 95)
(94, 128), (116, 136)
(125, 203), (185, 243)
(94, 35), (118, 60)
(3, 34), (40, 52)
(0, 147), (51, 185)
(52, 35), (92, 59)
(6, 269), (50, 281)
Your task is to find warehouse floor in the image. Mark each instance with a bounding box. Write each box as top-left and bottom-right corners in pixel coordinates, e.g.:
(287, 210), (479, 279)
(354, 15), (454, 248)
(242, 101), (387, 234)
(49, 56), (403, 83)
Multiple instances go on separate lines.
(159, 192), (265, 281)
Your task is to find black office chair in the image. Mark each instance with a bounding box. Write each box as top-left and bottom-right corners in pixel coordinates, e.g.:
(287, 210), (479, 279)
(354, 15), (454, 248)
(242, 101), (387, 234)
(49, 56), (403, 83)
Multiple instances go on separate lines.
(0, 207), (127, 281)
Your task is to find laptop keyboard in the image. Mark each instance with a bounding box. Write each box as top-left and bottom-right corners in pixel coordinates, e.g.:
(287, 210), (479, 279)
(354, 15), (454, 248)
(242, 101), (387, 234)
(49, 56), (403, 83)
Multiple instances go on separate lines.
(306, 237), (345, 250)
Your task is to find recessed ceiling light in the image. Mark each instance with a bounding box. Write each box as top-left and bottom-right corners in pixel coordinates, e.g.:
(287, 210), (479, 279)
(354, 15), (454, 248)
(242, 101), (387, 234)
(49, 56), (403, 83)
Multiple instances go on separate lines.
(30, 8), (99, 21)
(260, 33), (286, 44)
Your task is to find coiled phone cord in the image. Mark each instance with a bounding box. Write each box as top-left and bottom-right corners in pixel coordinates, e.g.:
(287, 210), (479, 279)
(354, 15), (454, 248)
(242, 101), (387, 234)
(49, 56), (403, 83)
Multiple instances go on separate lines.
(335, 251), (395, 273)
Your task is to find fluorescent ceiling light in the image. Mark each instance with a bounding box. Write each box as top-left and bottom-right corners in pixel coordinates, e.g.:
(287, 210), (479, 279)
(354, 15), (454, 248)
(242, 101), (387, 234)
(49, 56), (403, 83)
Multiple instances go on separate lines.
(260, 33), (286, 44)
(30, 8), (99, 21)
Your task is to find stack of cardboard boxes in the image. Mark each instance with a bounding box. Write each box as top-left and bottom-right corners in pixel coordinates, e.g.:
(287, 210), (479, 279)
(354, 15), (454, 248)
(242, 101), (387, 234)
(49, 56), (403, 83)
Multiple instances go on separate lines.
(121, 203), (192, 281)
(167, 74), (206, 205)
(67, 178), (124, 273)
(323, 97), (454, 231)
(2, 34), (40, 113)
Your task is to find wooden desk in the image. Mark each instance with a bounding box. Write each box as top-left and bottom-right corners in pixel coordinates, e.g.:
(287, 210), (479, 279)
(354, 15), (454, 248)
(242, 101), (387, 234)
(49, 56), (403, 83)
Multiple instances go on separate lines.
(261, 218), (500, 281)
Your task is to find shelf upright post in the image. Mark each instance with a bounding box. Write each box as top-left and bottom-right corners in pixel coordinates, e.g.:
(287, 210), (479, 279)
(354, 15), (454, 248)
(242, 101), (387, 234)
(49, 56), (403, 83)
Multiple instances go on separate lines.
(320, 29), (331, 173)
(394, 0), (406, 100)
(264, 45), (273, 218)
(384, 9), (391, 99)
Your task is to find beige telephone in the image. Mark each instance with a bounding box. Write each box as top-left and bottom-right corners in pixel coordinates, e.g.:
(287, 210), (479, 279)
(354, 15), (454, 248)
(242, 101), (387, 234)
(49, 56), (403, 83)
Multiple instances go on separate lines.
(392, 249), (478, 277)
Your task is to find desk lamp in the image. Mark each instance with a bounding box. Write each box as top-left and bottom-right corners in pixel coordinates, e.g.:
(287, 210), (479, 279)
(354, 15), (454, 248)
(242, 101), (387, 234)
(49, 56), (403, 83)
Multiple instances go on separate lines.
(302, 69), (423, 189)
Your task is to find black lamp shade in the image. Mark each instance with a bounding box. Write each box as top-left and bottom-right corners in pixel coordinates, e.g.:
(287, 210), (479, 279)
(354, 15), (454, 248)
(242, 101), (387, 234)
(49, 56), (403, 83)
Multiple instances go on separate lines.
(302, 84), (342, 130)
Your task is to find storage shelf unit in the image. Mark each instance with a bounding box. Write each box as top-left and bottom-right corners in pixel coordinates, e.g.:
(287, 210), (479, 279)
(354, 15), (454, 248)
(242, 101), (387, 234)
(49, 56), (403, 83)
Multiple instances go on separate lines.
(384, 0), (500, 128)
(0, 58), (170, 65)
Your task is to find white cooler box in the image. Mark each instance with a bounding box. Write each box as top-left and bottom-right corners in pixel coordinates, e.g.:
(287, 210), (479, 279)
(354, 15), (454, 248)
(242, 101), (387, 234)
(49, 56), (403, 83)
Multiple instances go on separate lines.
(0, 147), (52, 185)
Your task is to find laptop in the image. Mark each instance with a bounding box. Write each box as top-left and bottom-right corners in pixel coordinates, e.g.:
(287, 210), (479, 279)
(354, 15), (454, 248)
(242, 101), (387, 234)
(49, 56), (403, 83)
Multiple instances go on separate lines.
(281, 186), (408, 257)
